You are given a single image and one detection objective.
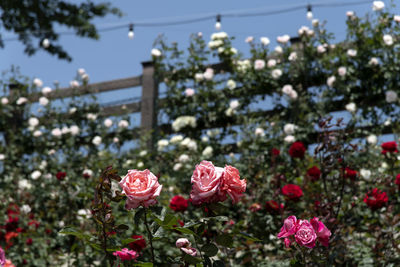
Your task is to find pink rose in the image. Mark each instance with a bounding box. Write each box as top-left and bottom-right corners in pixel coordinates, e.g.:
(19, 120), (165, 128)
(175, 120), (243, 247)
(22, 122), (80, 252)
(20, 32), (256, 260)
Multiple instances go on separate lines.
(310, 217), (331, 247)
(190, 161), (224, 205)
(220, 165), (247, 204)
(181, 247), (197, 257)
(119, 169), (162, 209)
(176, 238), (191, 248)
(277, 216), (298, 238)
(113, 248), (138, 261)
(284, 238), (292, 248)
(295, 220), (317, 248)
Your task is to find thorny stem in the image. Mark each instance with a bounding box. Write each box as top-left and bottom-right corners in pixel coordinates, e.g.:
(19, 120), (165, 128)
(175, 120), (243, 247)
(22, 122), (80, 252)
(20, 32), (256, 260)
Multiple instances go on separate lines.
(144, 208), (156, 264)
(193, 236), (205, 263)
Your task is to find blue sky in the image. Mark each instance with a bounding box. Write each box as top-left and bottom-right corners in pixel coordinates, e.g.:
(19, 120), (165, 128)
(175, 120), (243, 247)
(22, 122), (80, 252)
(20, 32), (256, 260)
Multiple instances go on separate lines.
(2, 0), (398, 91)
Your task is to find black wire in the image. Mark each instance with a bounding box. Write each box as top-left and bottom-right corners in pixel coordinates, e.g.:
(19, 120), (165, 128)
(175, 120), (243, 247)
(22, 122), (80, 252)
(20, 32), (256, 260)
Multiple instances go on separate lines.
(0, 0), (373, 42)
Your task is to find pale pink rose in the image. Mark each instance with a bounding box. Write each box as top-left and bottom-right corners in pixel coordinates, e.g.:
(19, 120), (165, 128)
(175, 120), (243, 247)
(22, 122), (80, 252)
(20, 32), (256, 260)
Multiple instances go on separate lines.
(119, 169), (163, 209)
(185, 88), (195, 97)
(295, 220), (317, 248)
(310, 217), (331, 247)
(220, 165), (246, 203)
(254, 59), (266, 70)
(190, 161), (224, 205)
(277, 216), (298, 238)
(180, 247), (197, 257)
(176, 238), (191, 248)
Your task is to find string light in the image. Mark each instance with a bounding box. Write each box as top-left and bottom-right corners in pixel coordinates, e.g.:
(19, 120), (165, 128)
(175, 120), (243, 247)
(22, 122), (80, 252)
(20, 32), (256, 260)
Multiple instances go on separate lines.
(306, 5), (313, 20)
(42, 38), (50, 48)
(1, 0), (373, 43)
(215, 14), (222, 30)
(128, 24), (134, 39)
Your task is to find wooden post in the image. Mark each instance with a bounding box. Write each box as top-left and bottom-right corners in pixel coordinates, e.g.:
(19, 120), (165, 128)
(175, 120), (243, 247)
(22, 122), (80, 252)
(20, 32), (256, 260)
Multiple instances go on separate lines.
(140, 61), (158, 149)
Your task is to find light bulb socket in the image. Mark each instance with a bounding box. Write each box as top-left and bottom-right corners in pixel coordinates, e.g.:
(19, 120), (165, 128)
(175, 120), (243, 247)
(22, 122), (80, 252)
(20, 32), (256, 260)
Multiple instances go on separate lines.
(216, 14), (221, 23)
(129, 24), (134, 32)
(307, 5), (312, 12)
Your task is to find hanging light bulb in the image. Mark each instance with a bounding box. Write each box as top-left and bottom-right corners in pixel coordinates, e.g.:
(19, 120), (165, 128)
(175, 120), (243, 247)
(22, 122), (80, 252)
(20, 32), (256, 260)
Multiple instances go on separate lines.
(215, 14), (221, 30)
(128, 24), (134, 39)
(42, 38), (50, 48)
(306, 5), (313, 20)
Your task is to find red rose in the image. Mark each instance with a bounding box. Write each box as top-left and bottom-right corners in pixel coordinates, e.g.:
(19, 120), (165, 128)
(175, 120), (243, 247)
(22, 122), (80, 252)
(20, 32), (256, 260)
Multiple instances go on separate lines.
(169, 195), (189, 212)
(363, 188), (388, 210)
(56, 171), (66, 180)
(288, 142), (306, 158)
(26, 238), (33, 245)
(381, 141), (398, 154)
(265, 200), (284, 213)
(28, 220), (40, 229)
(307, 166), (321, 182)
(281, 184), (303, 201)
(271, 148), (280, 156)
(396, 174), (400, 188)
(128, 235), (146, 252)
(344, 168), (357, 180)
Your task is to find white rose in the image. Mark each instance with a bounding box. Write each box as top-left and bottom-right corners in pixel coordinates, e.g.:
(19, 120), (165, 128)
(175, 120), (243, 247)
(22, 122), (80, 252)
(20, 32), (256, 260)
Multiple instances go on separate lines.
(227, 79), (236, 90)
(87, 113), (97, 121)
(92, 136), (102, 146)
(19, 179), (32, 190)
(383, 34), (394, 46)
(16, 97), (28, 105)
(28, 117), (39, 127)
(284, 135), (296, 143)
(78, 68), (86, 76)
(69, 107), (77, 114)
(367, 134), (377, 145)
(369, 57), (379, 66)
(230, 100), (239, 110)
(104, 118), (113, 128)
(170, 135), (184, 144)
(157, 139), (169, 150)
(39, 97), (49, 106)
(338, 67), (347, 77)
(394, 15), (400, 23)
(271, 69), (282, 79)
(179, 154), (190, 163)
(260, 37), (270, 46)
(151, 48), (162, 57)
(312, 19), (319, 27)
(347, 49), (357, 57)
(345, 102), (356, 113)
(288, 52), (297, 61)
(277, 34), (290, 44)
(267, 59), (277, 68)
(255, 128), (265, 137)
(31, 170), (42, 180)
(360, 169), (371, 180)
(61, 126), (70, 135)
(372, 1), (384, 11)
(274, 46), (283, 54)
(254, 59), (266, 70)
(33, 78), (43, 87)
(41, 86), (52, 95)
(33, 130), (42, 137)
(173, 163), (182, 171)
(69, 125), (80, 136)
(1, 97), (8, 105)
(51, 128), (62, 137)
(203, 68), (214, 80)
(327, 76), (336, 87)
(70, 80), (79, 88)
(202, 146), (213, 158)
(118, 120), (129, 129)
(284, 123), (297, 135)
(0, 154), (5, 160)
(245, 36), (254, 43)
(317, 45), (326, 54)
(20, 204), (31, 214)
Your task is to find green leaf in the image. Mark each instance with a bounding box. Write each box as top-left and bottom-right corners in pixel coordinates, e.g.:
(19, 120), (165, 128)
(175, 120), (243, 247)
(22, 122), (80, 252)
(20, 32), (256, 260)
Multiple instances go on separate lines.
(174, 227), (197, 236)
(216, 234), (233, 248)
(59, 227), (91, 241)
(201, 243), (218, 257)
(134, 208), (145, 225)
(116, 224), (129, 232)
(213, 260), (225, 267)
(183, 254), (202, 264)
(133, 262), (154, 267)
(238, 232), (262, 242)
(121, 238), (137, 245)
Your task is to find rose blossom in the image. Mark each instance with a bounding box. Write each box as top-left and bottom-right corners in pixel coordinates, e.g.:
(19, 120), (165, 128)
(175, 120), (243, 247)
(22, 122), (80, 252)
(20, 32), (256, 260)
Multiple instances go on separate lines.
(282, 184), (303, 200)
(307, 166), (321, 182)
(295, 220), (317, 248)
(176, 238), (191, 248)
(180, 247), (197, 256)
(395, 174), (400, 189)
(310, 217), (331, 247)
(190, 161), (224, 205)
(113, 248), (138, 261)
(119, 169), (163, 209)
(185, 88), (195, 97)
(128, 235), (146, 252)
(249, 203), (262, 212)
(363, 188), (388, 210)
(220, 165), (246, 204)
(277, 216), (297, 238)
(381, 141), (398, 154)
(0, 247), (5, 267)
(344, 167), (357, 180)
(254, 59), (265, 70)
(169, 195), (189, 212)
(265, 200), (283, 214)
(289, 141), (306, 158)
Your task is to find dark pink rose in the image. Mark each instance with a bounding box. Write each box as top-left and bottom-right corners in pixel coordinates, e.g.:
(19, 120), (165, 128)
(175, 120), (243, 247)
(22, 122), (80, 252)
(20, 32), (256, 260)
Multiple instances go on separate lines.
(277, 216), (298, 238)
(295, 220), (317, 248)
(310, 217), (331, 247)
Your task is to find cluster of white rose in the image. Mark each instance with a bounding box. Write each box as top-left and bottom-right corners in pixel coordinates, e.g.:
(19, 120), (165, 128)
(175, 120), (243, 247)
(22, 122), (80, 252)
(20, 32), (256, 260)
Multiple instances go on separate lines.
(172, 116), (197, 132)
